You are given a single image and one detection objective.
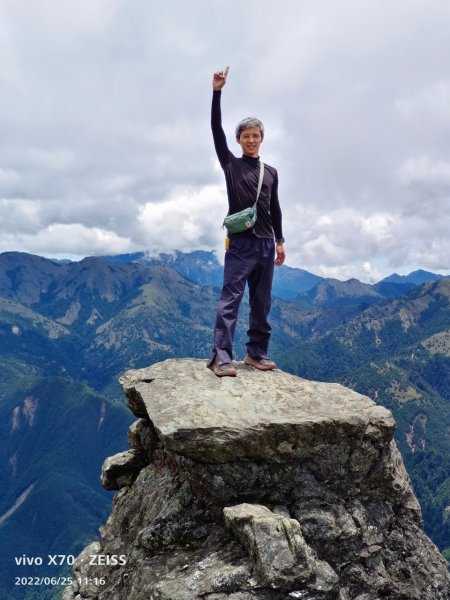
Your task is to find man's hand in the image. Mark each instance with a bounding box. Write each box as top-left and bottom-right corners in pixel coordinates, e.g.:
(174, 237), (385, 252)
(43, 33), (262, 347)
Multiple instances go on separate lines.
(275, 243), (286, 266)
(212, 66), (229, 91)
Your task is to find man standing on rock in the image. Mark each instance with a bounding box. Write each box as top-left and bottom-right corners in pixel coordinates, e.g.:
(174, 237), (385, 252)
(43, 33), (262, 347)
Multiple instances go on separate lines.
(207, 66), (286, 378)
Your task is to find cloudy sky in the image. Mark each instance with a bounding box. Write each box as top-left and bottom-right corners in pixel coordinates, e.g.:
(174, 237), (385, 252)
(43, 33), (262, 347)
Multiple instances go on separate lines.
(1, 0), (450, 281)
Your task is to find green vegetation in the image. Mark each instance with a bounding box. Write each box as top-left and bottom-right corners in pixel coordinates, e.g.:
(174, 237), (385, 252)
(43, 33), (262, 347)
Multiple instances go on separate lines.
(1, 252), (450, 600)
(0, 369), (133, 599)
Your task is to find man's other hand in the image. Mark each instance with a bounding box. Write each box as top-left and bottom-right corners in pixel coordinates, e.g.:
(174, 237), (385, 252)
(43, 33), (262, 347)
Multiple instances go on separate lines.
(213, 66), (229, 91)
(275, 243), (286, 266)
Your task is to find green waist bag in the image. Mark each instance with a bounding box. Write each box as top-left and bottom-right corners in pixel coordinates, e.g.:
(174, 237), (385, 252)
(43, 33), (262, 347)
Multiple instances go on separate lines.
(223, 162), (264, 234)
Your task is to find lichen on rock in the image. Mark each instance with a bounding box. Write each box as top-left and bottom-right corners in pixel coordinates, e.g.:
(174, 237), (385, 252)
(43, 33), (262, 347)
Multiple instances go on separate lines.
(63, 358), (450, 600)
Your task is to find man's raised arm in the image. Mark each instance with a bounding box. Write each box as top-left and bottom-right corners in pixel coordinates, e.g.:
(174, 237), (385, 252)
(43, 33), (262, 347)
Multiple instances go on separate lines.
(211, 67), (232, 168)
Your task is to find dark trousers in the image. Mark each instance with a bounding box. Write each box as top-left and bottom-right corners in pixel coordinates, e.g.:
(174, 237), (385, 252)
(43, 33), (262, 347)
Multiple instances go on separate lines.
(209, 236), (275, 365)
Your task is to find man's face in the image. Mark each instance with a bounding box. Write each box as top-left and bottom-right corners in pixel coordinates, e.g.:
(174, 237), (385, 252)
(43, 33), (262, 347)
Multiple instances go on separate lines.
(237, 126), (262, 158)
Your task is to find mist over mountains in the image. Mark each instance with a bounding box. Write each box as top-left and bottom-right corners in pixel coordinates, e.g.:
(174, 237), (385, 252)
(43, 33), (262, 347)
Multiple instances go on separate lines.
(1, 249), (450, 599)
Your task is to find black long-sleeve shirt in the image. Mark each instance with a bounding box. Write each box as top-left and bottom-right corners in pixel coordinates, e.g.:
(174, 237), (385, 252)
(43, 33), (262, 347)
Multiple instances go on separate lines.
(211, 90), (283, 240)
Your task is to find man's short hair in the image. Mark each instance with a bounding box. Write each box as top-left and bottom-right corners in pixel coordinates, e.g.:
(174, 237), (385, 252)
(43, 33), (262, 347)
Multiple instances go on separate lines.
(235, 117), (264, 140)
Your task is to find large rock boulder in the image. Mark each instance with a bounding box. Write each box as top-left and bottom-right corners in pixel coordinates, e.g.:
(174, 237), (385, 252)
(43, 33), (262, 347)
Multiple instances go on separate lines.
(63, 358), (450, 600)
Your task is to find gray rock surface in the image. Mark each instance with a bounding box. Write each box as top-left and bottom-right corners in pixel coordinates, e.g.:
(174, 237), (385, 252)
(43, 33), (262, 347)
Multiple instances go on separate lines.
(101, 450), (146, 490)
(63, 358), (450, 600)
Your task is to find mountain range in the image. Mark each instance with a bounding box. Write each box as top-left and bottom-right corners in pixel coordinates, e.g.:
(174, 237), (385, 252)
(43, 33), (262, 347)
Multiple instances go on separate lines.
(101, 249), (449, 301)
(1, 249), (450, 599)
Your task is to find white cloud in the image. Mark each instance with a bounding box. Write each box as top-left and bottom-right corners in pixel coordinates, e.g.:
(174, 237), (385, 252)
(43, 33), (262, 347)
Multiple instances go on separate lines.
(398, 156), (450, 186)
(137, 184), (226, 254)
(0, 168), (19, 188)
(395, 81), (450, 119)
(0, 223), (134, 256)
(1, 0), (450, 280)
